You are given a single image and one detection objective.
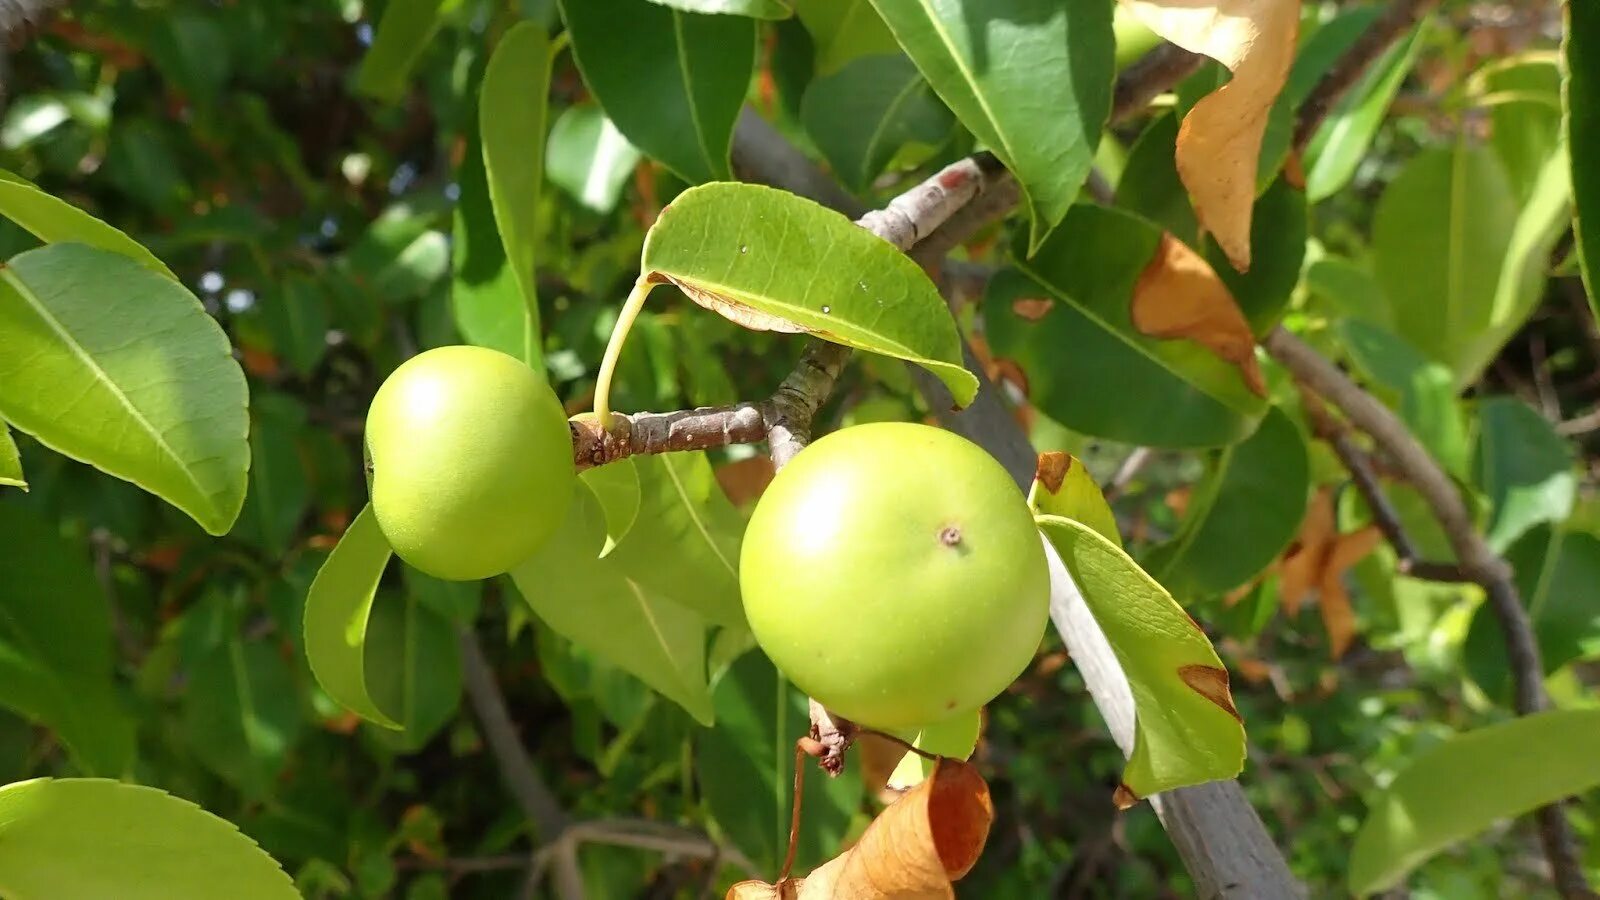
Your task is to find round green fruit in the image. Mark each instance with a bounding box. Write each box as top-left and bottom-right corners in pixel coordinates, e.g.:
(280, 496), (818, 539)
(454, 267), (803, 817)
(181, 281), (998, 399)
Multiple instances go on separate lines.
(739, 422), (1050, 730)
(365, 345), (574, 581)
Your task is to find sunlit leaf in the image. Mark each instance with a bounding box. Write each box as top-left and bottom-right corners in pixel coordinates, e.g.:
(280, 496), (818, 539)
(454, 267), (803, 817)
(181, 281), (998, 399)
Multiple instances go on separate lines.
(885, 707), (982, 791)
(0, 243), (250, 535)
(581, 459), (643, 557)
(1305, 20), (1423, 202)
(451, 114), (527, 362)
(303, 505), (401, 729)
(547, 104), (642, 216)
(646, 0), (790, 18)
(0, 169), (173, 278)
(1027, 451), (1120, 547)
(1473, 397), (1575, 552)
(0, 420), (23, 490)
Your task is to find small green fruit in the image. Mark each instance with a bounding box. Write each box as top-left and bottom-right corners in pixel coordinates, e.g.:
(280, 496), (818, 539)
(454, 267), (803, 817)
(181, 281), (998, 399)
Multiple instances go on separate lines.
(366, 345), (574, 581)
(739, 422), (1050, 730)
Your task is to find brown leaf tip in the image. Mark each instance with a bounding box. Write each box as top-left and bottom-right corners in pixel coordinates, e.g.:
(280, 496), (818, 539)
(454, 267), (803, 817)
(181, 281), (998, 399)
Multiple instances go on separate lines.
(1112, 783), (1140, 810)
(1178, 664), (1242, 723)
(1034, 452), (1070, 494)
(1011, 297), (1055, 320)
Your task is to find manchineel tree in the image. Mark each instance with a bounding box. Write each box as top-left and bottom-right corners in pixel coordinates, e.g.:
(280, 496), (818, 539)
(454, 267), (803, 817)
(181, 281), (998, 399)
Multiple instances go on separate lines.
(0, 0), (1596, 896)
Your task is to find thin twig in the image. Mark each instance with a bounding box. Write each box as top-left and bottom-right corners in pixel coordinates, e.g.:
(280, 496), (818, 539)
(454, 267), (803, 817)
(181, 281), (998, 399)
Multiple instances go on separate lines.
(1293, 0), (1441, 152)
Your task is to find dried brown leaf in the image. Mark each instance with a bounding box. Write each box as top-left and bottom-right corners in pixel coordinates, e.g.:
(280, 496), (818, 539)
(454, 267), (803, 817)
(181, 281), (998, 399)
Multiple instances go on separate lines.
(1130, 234), (1266, 396)
(1279, 487), (1336, 616)
(660, 274), (811, 334)
(1119, 0), (1302, 271)
(716, 456), (777, 508)
(1011, 297), (1054, 320)
(1318, 525), (1381, 659)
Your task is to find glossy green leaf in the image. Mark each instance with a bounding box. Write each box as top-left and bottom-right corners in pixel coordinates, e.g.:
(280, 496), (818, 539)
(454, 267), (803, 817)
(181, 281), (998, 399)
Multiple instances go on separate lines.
(560, 0), (754, 184)
(481, 22), (552, 371)
(0, 421), (23, 490)
(1473, 397), (1575, 552)
(257, 276), (329, 377)
(697, 651), (860, 872)
(451, 115), (528, 363)
(799, 53), (953, 193)
(0, 168), (174, 278)
(646, 0), (790, 18)
(1037, 515), (1245, 801)
(987, 206), (1265, 447)
(1304, 22), (1423, 202)
(0, 503), (135, 776)
(640, 182), (978, 405)
(0, 778), (298, 899)
(303, 504), (401, 729)
(0, 243), (250, 535)
(355, 0), (455, 101)
(1027, 452), (1120, 547)
(1146, 407), (1309, 596)
(547, 104), (642, 215)
(1339, 319), (1469, 479)
(365, 591), (463, 752)
(606, 453), (743, 626)
(870, 0), (1114, 253)
(185, 638), (304, 798)
(1569, 0), (1600, 319)
(1464, 526), (1600, 700)
(795, 0), (898, 75)
(580, 459), (642, 557)
(511, 487), (715, 724)
(1348, 709), (1600, 895)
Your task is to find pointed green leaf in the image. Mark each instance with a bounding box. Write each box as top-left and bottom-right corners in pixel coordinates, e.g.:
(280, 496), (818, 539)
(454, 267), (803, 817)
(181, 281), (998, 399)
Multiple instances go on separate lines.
(355, 0), (456, 101)
(0, 243), (249, 535)
(1305, 22), (1423, 202)
(560, 0), (755, 184)
(1473, 397), (1576, 552)
(0, 421), (23, 490)
(988, 206), (1266, 447)
(511, 487), (715, 724)
(0, 168), (174, 278)
(646, 0), (791, 18)
(1037, 514), (1245, 801)
(1568, 0), (1600, 319)
(303, 504), (401, 729)
(364, 591), (463, 752)
(452, 110), (528, 363)
(481, 22), (553, 371)
(1144, 407), (1309, 596)
(607, 453), (744, 626)
(799, 53), (954, 193)
(0, 503), (135, 776)
(1027, 451), (1120, 547)
(257, 276), (329, 377)
(184, 638), (304, 798)
(547, 104), (642, 215)
(869, 0), (1114, 253)
(580, 459), (642, 557)
(0, 778), (299, 900)
(641, 182), (978, 406)
(1348, 709), (1600, 895)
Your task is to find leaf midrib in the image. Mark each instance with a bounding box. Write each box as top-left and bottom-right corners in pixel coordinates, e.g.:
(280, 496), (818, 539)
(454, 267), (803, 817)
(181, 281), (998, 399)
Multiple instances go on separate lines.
(659, 454), (736, 578)
(671, 11), (717, 179)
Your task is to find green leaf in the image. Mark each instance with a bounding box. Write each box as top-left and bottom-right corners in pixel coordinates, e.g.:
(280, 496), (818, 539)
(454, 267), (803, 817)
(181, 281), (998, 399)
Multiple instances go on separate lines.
(481, 22), (553, 371)
(1338, 319), (1469, 479)
(560, 0), (755, 184)
(510, 486), (715, 724)
(0, 421), (23, 490)
(607, 453), (744, 626)
(257, 276), (329, 377)
(547, 104), (642, 215)
(1145, 407), (1309, 596)
(235, 395), (309, 555)
(1464, 526), (1600, 700)
(355, 0), (456, 101)
(697, 651), (860, 872)
(1113, 113), (1198, 244)
(345, 203), (451, 304)
(580, 460), (642, 556)
(0, 169), (173, 278)
(1027, 451), (1120, 547)
(1211, 176), (1306, 335)
(184, 638), (304, 798)
(1036, 515), (1245, 801)
(0, 243), (250, 535)
(987, 206), (1266, 447)
(0, 503), (135, 776)
(799, 53), (954, 194)
(1348, 709), (1600, 895)
(0, 779), (298, 899)
(1473, 397), (1576, 553)
(639, 182), (978, 406)
(1307, 255), (1389, 328)
(1304, 21), (1423, 202)
(869, 0), (1114, 253)
(795, 0), (899, 75)
(646, 0), (791, 18)
(303, 504), (401, 729)
(365, 591), (463, 752)
(451, 113), (528, 363)
(1483, 56), (1563, 204)
(1568, 0), (1600, 320)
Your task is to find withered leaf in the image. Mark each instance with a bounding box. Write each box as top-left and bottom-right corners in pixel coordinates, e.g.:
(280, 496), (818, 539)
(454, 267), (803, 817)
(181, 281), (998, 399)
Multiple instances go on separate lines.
(1318, 524), (1382, 659)
(1119, 0), (1302, 271)
(660, 274), (811, 334)
(1131, 233), (1267, 396)
(715, 455), (777, 509)
(1279, 487), (1337, 616)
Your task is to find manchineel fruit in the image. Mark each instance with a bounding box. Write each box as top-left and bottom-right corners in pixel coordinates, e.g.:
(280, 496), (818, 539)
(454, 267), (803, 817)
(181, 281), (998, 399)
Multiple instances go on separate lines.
(739, 422), (1050, 730)
(365, 345), (574, 581)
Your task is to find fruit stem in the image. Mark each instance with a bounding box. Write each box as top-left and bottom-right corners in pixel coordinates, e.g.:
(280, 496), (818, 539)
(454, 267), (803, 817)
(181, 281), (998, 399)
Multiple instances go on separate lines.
(592, 276), (653, 429)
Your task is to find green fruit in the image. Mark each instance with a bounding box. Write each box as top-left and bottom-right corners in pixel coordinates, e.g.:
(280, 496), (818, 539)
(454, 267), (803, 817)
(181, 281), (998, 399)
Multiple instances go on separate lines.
(365, 345), (574, 581)
(739, 422), (1050, 730)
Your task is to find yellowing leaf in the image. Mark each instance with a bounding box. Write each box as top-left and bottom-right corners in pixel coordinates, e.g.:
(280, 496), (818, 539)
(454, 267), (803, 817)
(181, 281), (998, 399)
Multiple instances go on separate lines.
(1130, 233), (1266, 396)
(1119, 0), (1302, 270)
(728, 760), (993, 900)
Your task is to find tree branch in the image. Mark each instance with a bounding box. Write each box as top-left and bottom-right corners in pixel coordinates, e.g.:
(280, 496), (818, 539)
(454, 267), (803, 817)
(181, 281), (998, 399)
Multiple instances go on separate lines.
(1293, 0), (1441, 152)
